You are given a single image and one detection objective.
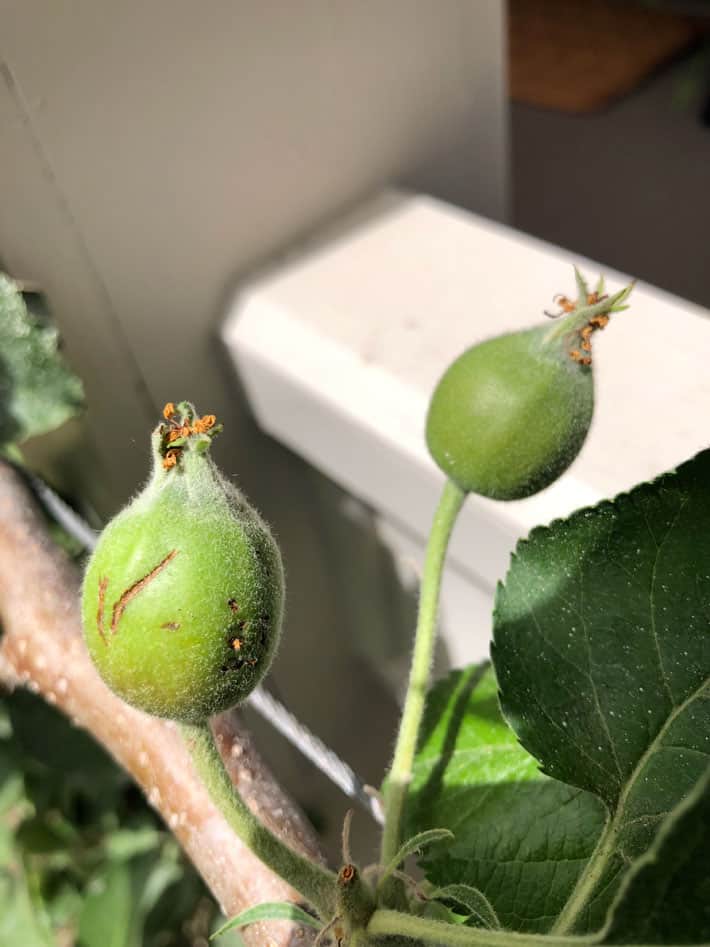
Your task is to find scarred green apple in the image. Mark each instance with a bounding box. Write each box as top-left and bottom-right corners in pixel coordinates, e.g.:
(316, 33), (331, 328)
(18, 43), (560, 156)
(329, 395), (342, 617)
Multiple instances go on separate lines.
(82, 401), (283, 722)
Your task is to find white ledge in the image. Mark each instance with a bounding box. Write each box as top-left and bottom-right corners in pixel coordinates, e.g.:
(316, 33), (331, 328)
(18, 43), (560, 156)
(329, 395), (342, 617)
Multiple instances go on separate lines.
(223, 193), (710, 663)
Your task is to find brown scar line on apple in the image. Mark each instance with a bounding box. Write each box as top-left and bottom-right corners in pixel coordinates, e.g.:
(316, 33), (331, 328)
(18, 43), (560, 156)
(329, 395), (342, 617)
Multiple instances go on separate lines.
(96, 577), (109, 644)
(161, 621), (181, 631)
(96, 549), (179, 643)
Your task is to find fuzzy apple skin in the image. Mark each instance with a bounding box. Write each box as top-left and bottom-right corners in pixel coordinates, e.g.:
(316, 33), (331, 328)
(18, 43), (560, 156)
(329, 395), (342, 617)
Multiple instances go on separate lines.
(426, 273), (634, 500)
(426, 326), (593, 500)
(82, 411), (283, 723)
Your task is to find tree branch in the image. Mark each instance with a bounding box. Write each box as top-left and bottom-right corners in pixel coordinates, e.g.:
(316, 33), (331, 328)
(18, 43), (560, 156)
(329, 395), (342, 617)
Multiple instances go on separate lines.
(0, 460), (326, 947)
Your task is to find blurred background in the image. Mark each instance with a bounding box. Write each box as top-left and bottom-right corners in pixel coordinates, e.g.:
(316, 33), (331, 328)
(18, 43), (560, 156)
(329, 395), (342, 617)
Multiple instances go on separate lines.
(1, 1), (709, 943)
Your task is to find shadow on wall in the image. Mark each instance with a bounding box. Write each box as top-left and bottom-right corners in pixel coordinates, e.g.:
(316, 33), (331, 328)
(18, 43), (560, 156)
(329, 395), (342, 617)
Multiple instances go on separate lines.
(510, 0), (710, 308)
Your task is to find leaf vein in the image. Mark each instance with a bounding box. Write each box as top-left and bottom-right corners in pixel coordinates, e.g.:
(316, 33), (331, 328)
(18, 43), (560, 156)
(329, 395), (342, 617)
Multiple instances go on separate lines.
(642, 498), (687, 709)
(576, 579), (623, 782)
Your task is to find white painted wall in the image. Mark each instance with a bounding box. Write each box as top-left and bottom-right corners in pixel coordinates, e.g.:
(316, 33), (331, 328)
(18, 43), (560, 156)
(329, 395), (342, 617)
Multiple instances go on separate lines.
(226, 192), (710, 674)
(0, 1), (508, 858)
(0, 0), (508, 513)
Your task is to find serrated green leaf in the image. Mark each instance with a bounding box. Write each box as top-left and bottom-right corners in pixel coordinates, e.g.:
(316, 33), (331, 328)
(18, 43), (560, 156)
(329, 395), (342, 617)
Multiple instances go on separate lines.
(601, 764), (710, 942)
(0, 274), (84, 447)
(493, 448), (710, 933)
(211, 901), (321, 939)
(430, 884), (501, 929)
(402, 664), (606, 933)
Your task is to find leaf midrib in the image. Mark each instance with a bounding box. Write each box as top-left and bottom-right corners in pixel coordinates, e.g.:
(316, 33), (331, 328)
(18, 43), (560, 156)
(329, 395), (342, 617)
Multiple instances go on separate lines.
(550, 673), (710, 934)
(642, 502), (683, 710)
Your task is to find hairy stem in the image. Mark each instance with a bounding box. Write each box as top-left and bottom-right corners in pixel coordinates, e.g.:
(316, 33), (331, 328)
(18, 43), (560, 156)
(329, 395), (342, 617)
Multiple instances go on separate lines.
(380, 479), (466, 865)
(366, 909), (596, 947)
(180, 721), (336, 919)
(550, 810), (616, 935)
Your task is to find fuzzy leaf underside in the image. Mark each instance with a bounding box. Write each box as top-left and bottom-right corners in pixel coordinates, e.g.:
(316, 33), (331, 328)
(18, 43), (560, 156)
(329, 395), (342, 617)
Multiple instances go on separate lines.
(601, 763), (710, 943)
(403, 664), (607, 933)
(0, 274), (84, 447)
(380, 828), (455, 886)
(493, 448), (710, 933)
(430, 884), (501, 929)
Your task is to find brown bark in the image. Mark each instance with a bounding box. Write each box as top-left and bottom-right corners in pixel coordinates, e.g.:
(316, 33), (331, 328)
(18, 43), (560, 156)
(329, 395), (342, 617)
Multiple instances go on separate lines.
(0, 460), (325, 947)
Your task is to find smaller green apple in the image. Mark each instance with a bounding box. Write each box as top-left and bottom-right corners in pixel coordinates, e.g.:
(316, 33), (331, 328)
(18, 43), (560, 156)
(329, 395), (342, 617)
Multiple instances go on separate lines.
(426, 270), (634, 500)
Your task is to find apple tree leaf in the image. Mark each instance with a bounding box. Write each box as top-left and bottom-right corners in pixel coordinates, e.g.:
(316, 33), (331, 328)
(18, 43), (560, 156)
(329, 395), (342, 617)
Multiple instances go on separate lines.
(0, 274), (84, 447)
(493, 449), (710, 934)
(402, 664), (607, 933)
(600, 763), (710, 943)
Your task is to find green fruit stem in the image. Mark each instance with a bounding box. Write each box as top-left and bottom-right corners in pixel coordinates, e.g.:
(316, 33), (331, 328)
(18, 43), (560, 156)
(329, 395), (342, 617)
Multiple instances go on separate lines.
(380, 480), (466, 866)
(366, 909), (598, 947)
(180, 721), (336, 919)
